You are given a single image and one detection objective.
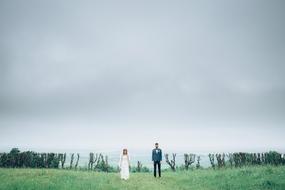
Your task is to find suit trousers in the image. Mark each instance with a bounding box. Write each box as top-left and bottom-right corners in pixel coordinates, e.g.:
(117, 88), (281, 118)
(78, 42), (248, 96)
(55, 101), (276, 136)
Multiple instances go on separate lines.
(153, 161), (161, 177)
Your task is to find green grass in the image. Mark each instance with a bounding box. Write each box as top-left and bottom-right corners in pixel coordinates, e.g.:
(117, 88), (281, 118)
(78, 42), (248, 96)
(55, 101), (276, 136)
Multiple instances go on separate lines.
(0, 166), (285, 190)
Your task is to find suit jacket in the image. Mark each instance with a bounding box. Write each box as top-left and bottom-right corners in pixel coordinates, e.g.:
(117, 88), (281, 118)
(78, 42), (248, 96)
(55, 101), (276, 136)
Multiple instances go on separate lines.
(152, 148), (162, 162)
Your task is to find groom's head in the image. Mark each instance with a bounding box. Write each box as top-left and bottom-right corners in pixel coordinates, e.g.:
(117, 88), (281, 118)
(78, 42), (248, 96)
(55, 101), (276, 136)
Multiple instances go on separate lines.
(155, 143), (159, 148)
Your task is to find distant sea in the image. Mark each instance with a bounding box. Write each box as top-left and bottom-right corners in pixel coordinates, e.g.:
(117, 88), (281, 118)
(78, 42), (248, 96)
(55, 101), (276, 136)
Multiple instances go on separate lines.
(0, 147), (213, 169)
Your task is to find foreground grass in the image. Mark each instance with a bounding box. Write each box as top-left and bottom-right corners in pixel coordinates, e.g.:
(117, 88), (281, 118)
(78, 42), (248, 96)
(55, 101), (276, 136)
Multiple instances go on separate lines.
(0, 166), (285, 190)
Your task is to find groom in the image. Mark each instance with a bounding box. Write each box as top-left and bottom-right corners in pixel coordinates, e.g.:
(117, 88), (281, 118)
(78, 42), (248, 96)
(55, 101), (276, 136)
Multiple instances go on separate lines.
(152, 142), (162, 178)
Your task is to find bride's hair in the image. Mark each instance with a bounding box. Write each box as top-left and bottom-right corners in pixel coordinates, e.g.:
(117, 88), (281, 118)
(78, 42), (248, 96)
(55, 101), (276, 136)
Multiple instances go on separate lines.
(123, 149), (128, 155)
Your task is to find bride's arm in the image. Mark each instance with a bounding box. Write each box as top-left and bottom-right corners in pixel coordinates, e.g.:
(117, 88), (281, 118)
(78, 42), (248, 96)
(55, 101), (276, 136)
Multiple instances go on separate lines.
(118, 154), (122, 169)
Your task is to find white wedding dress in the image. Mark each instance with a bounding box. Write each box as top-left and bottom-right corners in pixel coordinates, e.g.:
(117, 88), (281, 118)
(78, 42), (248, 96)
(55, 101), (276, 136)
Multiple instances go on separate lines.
(119, 154), (130, 180)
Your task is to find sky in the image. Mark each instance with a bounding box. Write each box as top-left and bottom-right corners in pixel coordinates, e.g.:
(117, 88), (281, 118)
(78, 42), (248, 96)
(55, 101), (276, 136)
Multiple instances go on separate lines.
(0, 0), (285, 153)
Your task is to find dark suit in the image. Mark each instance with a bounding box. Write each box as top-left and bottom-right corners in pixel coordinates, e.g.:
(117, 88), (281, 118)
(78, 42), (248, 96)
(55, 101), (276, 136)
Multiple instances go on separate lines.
(152, 148), (162, 177)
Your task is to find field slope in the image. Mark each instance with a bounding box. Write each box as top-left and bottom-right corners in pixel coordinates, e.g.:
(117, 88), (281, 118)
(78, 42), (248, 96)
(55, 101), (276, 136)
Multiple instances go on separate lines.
(0, 166), (285, 190)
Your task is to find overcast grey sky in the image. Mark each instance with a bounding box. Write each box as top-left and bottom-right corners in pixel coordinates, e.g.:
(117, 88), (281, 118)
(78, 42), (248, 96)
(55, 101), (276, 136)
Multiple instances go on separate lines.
(0, 0), (285, 152)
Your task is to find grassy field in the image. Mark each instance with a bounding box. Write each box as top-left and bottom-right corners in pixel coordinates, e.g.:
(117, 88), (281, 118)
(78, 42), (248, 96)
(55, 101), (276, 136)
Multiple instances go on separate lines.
(0, 166), (285, 190)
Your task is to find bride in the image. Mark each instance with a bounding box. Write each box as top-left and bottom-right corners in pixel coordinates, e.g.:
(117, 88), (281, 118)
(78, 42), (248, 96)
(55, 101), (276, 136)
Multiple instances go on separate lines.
(118, 149), (131, 180)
